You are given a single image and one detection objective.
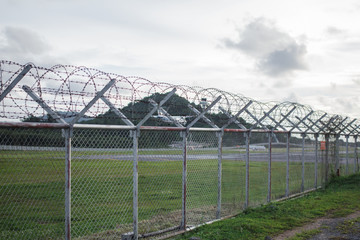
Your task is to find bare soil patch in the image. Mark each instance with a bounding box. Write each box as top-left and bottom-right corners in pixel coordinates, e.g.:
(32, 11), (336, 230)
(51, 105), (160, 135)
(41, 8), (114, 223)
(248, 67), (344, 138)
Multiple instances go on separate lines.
(274, 211), (360, 240)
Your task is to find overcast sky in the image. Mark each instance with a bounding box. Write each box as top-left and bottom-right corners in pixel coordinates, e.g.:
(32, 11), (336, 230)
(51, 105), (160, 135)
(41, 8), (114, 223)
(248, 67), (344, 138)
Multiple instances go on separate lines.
(1, 0), (360, 118)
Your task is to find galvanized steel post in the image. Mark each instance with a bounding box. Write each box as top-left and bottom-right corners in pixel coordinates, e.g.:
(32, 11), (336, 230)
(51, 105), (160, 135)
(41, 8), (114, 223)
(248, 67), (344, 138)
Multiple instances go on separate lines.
(314, 133), (319, 188)
(132, 129), (139, 240)
(325, 134), (329, 185)
(0, 64), (32, 102)
(22, 85), (68, 124)
(267, 132), (272, 203)
(301, 133), (305, 192)
(131, 89), (177, 239)
(335, 135), (340, 176)
(180, 131), (187, 230)
(245, 131), (250, 208)
(216, 131), (223, 219)
(354, 136), (358, 174)
(70, 79), (116, 125)
(345, 135), (349, 175)
(286, 132), (290, 197)
(64, 128), (72, 240)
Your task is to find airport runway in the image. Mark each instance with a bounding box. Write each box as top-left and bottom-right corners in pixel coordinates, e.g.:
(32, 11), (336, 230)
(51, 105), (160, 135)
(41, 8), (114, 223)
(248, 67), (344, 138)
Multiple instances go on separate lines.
(73, 151), (346, 163)
(2, 145), (346, 163)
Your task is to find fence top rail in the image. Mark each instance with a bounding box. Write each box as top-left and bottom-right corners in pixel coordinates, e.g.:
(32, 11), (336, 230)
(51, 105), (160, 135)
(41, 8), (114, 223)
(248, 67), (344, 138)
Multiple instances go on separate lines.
(0, 121), (359, 137)
(0, 121), (70, 129)
(73, 123), (136, 130)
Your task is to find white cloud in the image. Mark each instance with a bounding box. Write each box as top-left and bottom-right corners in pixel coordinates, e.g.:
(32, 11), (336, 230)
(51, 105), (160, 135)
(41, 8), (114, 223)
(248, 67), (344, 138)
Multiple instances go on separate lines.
(283, 92), (298, 103)
(223, 18), (308, 77)
(273, 78), (294, 88)
(325, 26), (345, 36)
(258, 43), (307, 77)
(352, 75), (360, 85)
(0, 26), (64, 67)
(0, 0), (360, 119)
(0, 26), (50, 55)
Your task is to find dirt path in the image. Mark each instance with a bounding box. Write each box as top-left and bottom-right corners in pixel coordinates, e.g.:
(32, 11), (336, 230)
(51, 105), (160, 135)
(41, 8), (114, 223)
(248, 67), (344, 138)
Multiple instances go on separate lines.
(274, 211), (360, 240)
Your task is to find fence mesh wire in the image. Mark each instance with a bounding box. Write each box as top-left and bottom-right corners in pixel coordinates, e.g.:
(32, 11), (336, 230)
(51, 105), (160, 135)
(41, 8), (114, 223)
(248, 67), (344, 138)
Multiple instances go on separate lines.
(0, 127), (65, 240)
(303, 135), (317, 191)
(248, 132), (268, 207)
(71, 128), (133, 239)
(338, 137), (359, 176)
(221, 132), (246, 217)
(288, 133), (304, 195)
(338, 137), (347, 177)
(186, 131), (218, 226)
(347, 138), (358, 174)
(137, 130), (182, 236)
(270, 133), (287, 200)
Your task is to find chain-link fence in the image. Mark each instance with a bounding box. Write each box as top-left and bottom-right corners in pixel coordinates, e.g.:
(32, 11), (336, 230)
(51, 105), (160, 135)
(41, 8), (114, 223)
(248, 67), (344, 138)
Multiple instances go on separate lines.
(270, 133), (288, 201)
(0, 127), (65, 240)
(71, 128), (133, 239)
(137, 130), (183, 236)
(1, 121), (359, 240)
(186, 131), (218, 226)
(221, 132), (246, 217)
(1, 60), (360, 239)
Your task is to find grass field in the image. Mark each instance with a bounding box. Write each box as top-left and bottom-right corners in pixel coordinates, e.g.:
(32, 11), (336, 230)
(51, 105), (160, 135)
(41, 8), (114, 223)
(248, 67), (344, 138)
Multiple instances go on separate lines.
(0, 147), (344, 239)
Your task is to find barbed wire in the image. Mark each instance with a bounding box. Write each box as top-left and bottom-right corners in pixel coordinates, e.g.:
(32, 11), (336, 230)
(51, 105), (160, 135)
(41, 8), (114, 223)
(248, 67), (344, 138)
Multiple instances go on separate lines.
(0, 60), (358, 135)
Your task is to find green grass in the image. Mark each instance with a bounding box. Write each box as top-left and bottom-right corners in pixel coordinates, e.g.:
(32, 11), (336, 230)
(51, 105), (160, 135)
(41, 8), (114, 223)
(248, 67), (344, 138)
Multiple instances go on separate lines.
(287, 229), (322, 240)
(0, 148), (351, 239)
(173, 174), (360, 240)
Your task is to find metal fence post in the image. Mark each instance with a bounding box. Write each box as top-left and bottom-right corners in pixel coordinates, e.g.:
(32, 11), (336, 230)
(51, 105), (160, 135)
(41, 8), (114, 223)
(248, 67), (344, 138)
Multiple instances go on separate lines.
(345, 135), (349, 175)
(132, 129), (139, 240)
(267, 132), (272, 203)
(22, 85), (68, 124)
(216, 131), (223, 219)
(325, 134), (329, 185)
(335, 135), (340, 176)
(64, 128), (72, 240)
(286, 132), (290, 197)
(245, 131), (250, 208)
(180, 131), (187, 230)
(0, 64), (32, 102)
(355, 136), (358, 174)
(70, 79), (116, 125)
(301, 133), (305, 192)
(314, 133), (319, 188)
